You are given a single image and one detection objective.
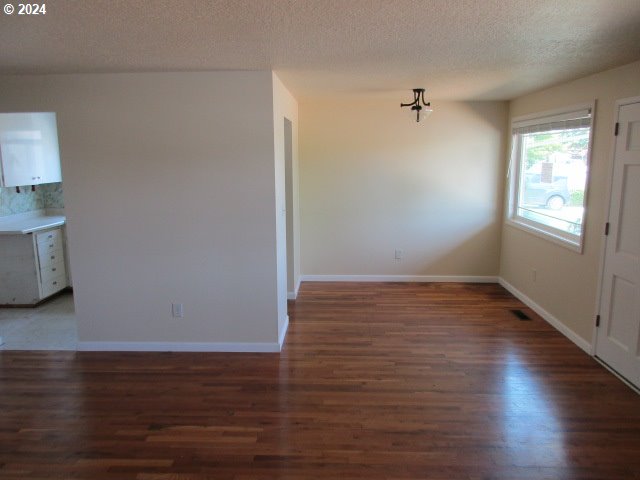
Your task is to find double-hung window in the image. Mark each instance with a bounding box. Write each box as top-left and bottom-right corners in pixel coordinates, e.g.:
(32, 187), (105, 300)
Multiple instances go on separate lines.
(506, 104), (594, 252)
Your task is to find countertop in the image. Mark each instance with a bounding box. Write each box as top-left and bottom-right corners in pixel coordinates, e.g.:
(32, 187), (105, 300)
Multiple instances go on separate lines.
(0, 211), (66, 235)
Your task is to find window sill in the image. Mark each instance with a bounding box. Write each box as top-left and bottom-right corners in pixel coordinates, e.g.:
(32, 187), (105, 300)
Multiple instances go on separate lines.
(505, 218), (583, 253)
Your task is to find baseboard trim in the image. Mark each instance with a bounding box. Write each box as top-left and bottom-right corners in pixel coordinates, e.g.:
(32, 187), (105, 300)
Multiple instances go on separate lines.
(287, 277), (302, 300)
(76, 341), (281, 353)
(594, 356), (640, 394)
(499, 278), (591, 354)
(278, 314), (289, 350)
(300, 274), (499, 283)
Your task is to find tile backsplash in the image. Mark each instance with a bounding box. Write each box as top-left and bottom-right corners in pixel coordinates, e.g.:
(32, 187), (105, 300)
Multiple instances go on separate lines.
(0, 182), (65, 216)
(41, 182), (65, 209)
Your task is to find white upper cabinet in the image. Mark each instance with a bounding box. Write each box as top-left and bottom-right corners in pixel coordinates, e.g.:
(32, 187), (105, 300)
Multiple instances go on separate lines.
(0, 112), (62, 187)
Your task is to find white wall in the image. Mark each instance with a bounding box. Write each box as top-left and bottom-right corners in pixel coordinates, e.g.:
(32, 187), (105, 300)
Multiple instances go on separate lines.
(0, 71), (283, 350)
(272, 73), (299, 338)
(500, 60), (640, 345)
(299, 98), (508, 278)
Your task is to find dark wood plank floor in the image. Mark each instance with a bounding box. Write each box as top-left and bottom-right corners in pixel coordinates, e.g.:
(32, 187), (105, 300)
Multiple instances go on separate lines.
(1, 282), (639, 479)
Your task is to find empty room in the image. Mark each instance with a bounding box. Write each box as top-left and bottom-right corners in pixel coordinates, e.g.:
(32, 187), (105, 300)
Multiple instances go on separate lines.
(1, 1), (639, 479)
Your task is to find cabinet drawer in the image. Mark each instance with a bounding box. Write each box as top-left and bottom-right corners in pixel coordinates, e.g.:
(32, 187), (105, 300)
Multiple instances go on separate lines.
(37, 235), (63, 257)
(40, 259), (66, 284)
(35, 228), (61, 245)
(38, 247), (63, 268)
(40, 273), (66, 298)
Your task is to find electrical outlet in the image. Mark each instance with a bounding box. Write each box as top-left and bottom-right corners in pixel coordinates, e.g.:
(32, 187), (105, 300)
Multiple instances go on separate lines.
(394, 249), (403, 260)
(172, 303), (184, 318)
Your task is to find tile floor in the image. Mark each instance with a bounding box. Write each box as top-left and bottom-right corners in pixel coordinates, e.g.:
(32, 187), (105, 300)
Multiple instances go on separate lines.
(0, 292), (76, 350)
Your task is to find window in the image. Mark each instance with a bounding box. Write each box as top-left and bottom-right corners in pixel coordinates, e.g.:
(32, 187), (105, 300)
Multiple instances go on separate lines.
(506, 104), (594, 251)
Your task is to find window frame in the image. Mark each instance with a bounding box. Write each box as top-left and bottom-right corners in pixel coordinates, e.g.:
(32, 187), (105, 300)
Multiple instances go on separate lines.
(505, 102), (596, 253)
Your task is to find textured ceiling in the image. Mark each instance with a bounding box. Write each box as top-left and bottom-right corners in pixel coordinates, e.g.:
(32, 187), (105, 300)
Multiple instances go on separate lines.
(1, 0), (640, 100)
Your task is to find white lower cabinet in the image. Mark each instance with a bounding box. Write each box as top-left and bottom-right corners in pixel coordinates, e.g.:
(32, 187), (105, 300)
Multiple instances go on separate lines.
(0, 227), (68, 305)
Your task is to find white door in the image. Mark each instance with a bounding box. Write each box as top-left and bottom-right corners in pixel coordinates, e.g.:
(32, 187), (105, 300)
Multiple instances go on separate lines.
(595, 99), (640, 388)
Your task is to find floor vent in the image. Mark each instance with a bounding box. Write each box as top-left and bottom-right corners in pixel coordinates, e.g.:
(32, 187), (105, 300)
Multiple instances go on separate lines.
(511, 309), (531, 320)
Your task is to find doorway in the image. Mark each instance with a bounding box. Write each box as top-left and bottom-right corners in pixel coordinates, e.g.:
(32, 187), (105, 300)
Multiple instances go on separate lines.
(284, 118), (295, 299)
(0, 113), (76, 350)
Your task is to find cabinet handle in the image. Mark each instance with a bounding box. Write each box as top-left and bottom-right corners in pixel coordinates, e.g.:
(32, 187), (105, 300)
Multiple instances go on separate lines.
(52, 268), (57, 272)
(50, 255), (55, 260)
(52, 281), (57, 285)
(49, 243), (54, 248)
(47, 235), (53, 239)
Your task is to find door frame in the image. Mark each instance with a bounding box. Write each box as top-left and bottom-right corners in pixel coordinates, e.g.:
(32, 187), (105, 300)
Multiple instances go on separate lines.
(592, 95), (640, 356)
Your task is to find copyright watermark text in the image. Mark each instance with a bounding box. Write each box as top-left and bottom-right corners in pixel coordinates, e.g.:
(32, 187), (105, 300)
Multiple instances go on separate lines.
(4, 3), (47, 15)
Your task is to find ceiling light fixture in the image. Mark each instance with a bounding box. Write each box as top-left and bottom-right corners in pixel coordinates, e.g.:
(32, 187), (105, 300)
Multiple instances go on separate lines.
(401, 88), (433, 122)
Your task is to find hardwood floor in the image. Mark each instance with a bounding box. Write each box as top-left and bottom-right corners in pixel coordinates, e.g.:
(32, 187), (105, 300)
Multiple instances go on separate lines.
(1, 282), (639, 479)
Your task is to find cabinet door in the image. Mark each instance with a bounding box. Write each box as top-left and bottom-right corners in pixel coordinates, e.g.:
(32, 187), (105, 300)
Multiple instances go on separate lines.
(0, 112), (62, 187)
